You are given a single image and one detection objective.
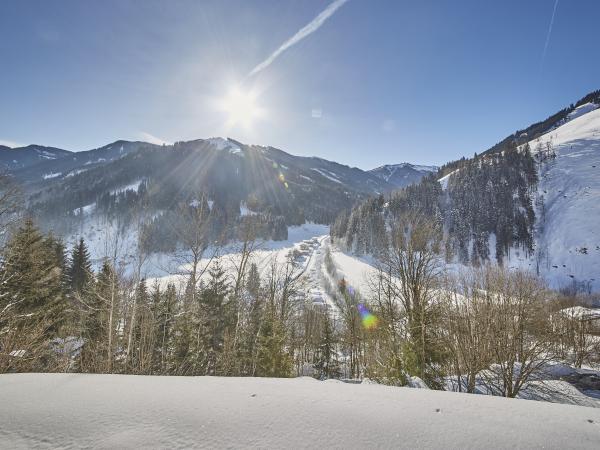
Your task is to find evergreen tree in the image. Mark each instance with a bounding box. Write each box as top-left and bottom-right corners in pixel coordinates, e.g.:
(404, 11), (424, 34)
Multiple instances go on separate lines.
(46, 233), (69, 289)
(128, 278), (153, 373)
(239, 263), (263, 375)
(92, 260), (119, 372)
(68, 238), (93, 294)
(152, 282), (177, 373)
(1, 219), (67, 326)
(256, 306), (292, 378)
(0, 218), (68, 370)
(314, 312), (340, 379)
(201, 258), (231, 375)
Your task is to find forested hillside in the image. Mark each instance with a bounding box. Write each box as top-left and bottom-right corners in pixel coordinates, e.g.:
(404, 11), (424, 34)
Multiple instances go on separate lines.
(332, 145), (538, 265)
(332, 89), (600, 292)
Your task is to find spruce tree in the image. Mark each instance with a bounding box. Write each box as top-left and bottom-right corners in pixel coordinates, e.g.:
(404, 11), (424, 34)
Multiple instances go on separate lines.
(128, 279), (151, 373)
(68, 238), (93, 294)
(0, 218), (67, 369)
(256, 306), (292, 378)
(201, 258), (231, 375)
(92, 260), (119, 372)
(314, 312), (340, 379)
(240, 263), (262, 375)
(152, 282), (177, 374)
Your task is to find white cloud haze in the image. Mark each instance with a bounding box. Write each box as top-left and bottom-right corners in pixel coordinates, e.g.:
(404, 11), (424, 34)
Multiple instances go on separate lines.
(0, 139), (24, 148)
(138, 132), (172, 146)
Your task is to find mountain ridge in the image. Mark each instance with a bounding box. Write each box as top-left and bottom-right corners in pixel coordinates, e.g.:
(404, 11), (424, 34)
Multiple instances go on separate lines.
(10, 137), (400, 248)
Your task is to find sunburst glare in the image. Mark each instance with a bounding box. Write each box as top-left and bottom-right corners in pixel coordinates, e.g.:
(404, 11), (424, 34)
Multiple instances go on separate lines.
(218, 86), (265, 130)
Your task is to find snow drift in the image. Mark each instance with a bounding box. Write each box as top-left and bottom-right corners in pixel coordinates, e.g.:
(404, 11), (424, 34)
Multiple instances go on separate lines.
(1, 374), (599, 449)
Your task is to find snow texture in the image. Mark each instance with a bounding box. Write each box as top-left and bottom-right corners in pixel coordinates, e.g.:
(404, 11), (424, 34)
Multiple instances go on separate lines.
(205, 137), (243, 155)
(437, 170), (457, 191)
(1, 373), (599, 449)
(311, 168), (342, 184)
(109, 179), (143, 195)
(239, 201), (257, 216)
(42, 172), (61, 180)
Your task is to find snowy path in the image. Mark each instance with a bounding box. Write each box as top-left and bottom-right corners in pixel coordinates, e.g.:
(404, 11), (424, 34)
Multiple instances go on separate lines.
(1, 374), (599, 449)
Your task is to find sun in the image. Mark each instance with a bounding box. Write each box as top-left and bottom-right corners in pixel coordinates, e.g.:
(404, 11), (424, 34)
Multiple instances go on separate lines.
(219, 86), (264, 130)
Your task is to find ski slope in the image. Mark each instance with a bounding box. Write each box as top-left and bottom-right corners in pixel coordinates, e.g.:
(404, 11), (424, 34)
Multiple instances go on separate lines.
(1, 373), (599, 449)
(520, 103), (600, 291)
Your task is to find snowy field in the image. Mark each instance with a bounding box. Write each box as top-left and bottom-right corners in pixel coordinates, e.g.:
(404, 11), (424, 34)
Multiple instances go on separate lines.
(142, 223), (331, 290)
(1, 373), (599, 449)
(330, 248), (380, 296)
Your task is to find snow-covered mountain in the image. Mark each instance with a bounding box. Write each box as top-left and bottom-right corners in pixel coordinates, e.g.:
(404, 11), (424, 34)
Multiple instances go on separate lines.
(9, 140), (161, 184)
(369, 163), (438, 188)
(0, 144), (72, 170)
(10, 138), (395, 196)
(445, 98), (600, 291)
(7, 137), (398, 247)
(335, 89), (600, 292)
(515, 101), (600, 291)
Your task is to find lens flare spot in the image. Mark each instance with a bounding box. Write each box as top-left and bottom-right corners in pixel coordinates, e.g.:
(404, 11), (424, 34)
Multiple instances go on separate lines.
(358, 303), (378, 330)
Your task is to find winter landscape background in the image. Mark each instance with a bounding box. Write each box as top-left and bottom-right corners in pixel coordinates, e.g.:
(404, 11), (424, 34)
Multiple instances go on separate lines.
(2, 0), (600, 448)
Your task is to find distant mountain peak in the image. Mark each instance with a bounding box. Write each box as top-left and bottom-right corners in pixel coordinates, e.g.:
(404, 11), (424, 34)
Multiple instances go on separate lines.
(0, 144), (72, 170)
(369, 163), (439, 188)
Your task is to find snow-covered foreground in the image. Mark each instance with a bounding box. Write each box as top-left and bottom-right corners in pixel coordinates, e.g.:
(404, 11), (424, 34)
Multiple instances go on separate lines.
(1, 374), (599, 449)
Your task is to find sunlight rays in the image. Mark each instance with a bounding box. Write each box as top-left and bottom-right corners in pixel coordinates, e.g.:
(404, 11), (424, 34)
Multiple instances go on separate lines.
(218, 86), (265, 131)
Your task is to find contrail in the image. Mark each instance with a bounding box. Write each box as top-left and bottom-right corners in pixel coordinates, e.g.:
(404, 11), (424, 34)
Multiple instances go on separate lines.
(541, 0), (559, 68)
(248, 0), (349, 77)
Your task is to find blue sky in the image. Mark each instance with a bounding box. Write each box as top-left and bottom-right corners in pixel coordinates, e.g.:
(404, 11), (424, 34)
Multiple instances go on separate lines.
(1, 0), (599, 168)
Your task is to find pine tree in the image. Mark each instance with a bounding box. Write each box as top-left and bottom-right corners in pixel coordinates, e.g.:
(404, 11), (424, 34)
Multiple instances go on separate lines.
(128, 279), (153, 373)
(256, 306), (292, 378)
(152, 282), (177, 373)
(240, 263), (262, 375)
(314, 312), (340, 379)
(170, 310), (196, 375)
(0, 218), (68, 370)
(46, 233), (68, 289)
(68, 238), (93, 294)
(201, 258), (231, 375)
(93, 260), (119, 372)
